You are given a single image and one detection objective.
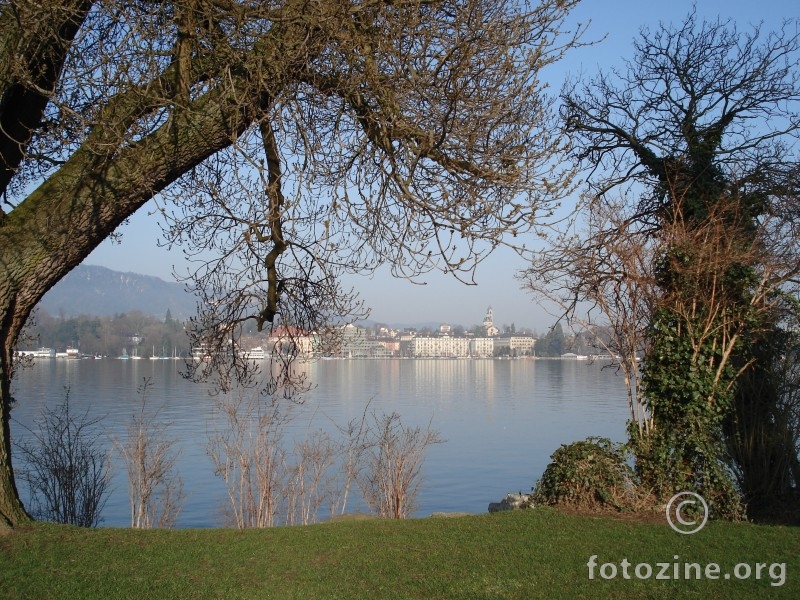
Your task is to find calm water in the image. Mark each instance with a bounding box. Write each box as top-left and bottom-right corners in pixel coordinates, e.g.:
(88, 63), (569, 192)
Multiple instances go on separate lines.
(9, 357), (630, 527)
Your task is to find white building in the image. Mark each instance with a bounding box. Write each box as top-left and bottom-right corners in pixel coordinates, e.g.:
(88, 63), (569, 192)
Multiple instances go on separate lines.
(410, 336), (469, 358)
(494, 335), (536, 356)
(338, 324), (371, 357)
(469, 337), (495, 357)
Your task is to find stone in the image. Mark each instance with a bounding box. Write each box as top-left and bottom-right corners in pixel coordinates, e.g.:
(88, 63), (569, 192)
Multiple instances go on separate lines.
(488, 492), (532, 513)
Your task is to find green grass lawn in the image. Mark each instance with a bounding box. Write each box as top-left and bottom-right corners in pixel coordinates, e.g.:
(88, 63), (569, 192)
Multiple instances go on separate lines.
(2, 509), (798, 599)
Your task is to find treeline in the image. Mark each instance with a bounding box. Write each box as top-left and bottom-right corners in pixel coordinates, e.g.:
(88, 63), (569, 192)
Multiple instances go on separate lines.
(20, 309), (190, 358)
(531, 323), (601, 357)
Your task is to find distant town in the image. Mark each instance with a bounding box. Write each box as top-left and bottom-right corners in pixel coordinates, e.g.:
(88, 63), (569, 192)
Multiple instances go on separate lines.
(17, 305), (605, 361)
(240, 306), (601, 360)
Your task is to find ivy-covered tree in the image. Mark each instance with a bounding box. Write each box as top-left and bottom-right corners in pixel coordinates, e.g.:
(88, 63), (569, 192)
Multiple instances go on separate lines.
(530, 11), (800, 517)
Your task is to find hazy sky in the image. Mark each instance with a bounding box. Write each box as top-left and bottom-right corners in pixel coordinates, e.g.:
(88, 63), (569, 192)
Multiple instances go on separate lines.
(83, 0), (796, 331)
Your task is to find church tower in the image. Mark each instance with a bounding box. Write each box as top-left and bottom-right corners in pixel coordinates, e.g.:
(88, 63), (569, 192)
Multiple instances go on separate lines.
(483, 306), (498, 337)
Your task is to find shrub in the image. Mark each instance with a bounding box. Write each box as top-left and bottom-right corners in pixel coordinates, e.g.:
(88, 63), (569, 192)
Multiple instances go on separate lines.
(533, 437), (638, 511)
(13, 389), (111, 527)
(117, 378), (185, 528)
(354, 411), (444, 519)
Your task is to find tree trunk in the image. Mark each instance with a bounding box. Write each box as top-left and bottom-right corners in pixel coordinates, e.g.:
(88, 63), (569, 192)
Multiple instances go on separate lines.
(0, 359), (30, 528)
(1, 0), (94, 528)
(0, 85), (271, 529)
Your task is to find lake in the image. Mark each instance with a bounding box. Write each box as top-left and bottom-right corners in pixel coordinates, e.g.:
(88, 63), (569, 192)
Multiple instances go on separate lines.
(9, 357), (631, 527)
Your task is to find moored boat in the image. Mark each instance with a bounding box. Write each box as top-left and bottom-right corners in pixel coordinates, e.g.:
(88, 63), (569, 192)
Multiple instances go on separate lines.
(244, 346), (267, 360)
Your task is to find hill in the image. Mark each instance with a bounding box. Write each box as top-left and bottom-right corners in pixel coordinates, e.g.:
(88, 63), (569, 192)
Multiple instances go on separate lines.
(38, 265), (196, 320)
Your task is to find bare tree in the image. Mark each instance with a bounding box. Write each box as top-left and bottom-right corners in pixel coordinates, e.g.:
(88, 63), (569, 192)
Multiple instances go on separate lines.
(116, 378), (185, 529)
(0, 0), (584, 527)
(521, 193), (657, 437)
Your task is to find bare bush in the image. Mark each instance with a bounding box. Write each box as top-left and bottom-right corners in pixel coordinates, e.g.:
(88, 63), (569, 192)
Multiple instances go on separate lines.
(13, 389), (110, 527)
(356, 412), (444, 519)
(208, 392), (289, 528)
(284, 428), (340, 526)
(209, 391), (443, 525)
(116, 378), (185, 529)
(334, 407), (373, 517)
(209, 392), (349, 528)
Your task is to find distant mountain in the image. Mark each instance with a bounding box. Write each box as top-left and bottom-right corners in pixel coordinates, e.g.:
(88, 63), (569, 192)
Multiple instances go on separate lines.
(38, 265), (196, 320)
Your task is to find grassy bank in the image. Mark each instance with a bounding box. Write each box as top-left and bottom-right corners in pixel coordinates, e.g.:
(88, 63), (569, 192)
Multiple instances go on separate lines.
(2, 509), (798, 599)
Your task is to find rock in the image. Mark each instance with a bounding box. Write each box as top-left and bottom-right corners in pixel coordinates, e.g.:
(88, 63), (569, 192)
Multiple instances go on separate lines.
(488, 492), (532, 513)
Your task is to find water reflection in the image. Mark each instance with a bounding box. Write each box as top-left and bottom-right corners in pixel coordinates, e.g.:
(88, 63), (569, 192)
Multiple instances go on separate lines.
(10, 357), (629, 527)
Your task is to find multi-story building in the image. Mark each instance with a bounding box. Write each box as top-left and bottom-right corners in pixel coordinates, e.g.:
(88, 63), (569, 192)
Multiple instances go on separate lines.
(337, 324), (371, 357)
(494, 335), (537, 356)
(338, 324), (395, 357)
(398, 331), (417, 357)
(410, 335), (469, 358)
(267, 326), (315, 357)
(469, 337), (495, 357)
(376, 339), (400, 355)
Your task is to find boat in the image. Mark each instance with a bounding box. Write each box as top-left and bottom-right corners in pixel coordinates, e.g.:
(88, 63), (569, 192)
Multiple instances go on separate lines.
(149, 345), (172, 360)
(192, 345), (212, 361)
(243, 346), (267, 360)
(15, 347), (55, 358)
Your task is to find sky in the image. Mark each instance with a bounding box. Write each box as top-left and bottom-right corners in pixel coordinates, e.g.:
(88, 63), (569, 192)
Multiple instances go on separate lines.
(83, 0), (797, 332)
